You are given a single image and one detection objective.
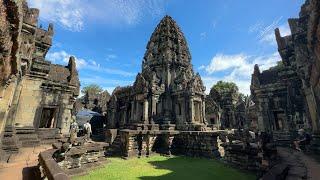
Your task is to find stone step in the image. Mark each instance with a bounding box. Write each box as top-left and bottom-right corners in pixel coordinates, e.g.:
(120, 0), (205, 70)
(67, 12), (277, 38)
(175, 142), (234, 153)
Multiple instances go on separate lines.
(21, 140), (40, 147)
(16, 128), (36, 134)
(17, 134), (39, 140)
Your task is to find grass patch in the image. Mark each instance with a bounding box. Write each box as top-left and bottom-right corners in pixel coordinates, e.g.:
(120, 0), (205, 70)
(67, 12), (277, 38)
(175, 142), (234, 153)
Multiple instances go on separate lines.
(74, 155), (256, 180)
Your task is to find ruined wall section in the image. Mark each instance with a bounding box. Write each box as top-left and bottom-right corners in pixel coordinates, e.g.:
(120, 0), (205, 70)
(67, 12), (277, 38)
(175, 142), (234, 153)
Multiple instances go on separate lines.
(0, 0), (23, 144)
(1, 0), (80, 142)
(275, 0), (320, 132)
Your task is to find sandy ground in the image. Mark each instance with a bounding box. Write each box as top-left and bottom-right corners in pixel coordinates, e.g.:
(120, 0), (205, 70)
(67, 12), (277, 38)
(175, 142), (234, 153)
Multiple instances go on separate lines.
(0, 145), (52, 180)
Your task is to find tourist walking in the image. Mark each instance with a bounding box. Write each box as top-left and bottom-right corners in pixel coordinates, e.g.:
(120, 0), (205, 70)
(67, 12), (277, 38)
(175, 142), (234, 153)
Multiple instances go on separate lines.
(83, 120), (92, 141)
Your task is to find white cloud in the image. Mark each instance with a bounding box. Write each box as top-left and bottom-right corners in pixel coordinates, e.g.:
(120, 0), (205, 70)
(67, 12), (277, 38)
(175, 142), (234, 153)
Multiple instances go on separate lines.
(249, 17), (291, 46)
(200, 52), (281, 95)
(47, 50), (135, 76)
(260, 24), (291, 45)
(27, 0), (167, 31)
(46, 50), (88, 69)
(28, 0), (84, 31)
(202, 54), (248, 73)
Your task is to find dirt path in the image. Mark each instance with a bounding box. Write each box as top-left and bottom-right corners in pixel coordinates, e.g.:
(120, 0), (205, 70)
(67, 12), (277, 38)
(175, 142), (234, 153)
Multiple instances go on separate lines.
(277, 147), (320, 180)
(0, 145), (52, 180)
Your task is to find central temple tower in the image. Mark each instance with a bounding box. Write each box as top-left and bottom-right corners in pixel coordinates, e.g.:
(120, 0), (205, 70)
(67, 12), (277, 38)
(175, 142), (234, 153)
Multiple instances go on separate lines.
(108, 16), (207, 131)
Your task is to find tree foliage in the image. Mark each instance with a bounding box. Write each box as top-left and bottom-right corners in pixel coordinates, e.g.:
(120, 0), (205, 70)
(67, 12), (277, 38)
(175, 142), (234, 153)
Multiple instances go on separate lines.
(211, 81), (239, 94)
(81, 84), (103, 95)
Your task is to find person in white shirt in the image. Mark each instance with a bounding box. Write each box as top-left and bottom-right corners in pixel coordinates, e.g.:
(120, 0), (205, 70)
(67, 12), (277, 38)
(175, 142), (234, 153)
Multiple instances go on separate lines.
(69, 116), (79, 144)
(83, 120), (92, 140)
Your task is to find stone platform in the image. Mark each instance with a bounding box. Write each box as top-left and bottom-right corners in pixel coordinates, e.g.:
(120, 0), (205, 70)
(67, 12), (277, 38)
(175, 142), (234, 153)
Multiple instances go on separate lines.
(106, 129), (220, 159)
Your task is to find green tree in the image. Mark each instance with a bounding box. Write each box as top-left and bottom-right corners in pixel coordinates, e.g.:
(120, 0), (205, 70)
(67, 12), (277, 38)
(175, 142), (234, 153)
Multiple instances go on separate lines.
(81, 84), (103, 95)
(211, 81), (239, 94)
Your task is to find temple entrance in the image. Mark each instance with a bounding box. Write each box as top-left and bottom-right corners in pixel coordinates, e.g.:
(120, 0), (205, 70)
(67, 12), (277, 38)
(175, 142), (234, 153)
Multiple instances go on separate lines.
(39, 107), (57, 128)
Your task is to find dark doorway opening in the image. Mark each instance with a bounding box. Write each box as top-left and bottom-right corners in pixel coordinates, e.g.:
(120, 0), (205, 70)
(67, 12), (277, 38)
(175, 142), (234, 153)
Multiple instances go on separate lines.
(39, 107), (57, 128)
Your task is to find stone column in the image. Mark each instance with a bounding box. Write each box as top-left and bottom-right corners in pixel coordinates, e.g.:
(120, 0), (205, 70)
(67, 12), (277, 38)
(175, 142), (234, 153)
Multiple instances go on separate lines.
(189, 97), (194, 123)
(151, 96), (157, 115)
(202, 100), (206, 124)
(257, 100), (267, 132)
(133, 101), (137, 122)
(143, 99), (149, 124)
(304, 87), (320, 132)
(130, 101), (134, 123)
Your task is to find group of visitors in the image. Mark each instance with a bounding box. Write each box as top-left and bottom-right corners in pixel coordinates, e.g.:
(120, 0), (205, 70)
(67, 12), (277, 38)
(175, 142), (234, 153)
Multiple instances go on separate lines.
(69, 116), (92, 142)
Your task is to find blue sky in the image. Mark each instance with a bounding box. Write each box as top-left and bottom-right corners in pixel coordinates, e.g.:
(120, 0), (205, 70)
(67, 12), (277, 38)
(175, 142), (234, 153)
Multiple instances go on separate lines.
(28, 0), (305, 95)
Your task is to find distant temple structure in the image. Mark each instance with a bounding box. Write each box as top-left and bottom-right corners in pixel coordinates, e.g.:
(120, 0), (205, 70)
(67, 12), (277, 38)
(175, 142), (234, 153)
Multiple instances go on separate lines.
(0, 1), (79, 160)
(107, 16), (207, 131)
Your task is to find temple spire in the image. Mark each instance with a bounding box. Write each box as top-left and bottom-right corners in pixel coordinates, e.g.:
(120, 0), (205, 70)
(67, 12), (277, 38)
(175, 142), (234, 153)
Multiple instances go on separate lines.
(143, 15), (191, 67)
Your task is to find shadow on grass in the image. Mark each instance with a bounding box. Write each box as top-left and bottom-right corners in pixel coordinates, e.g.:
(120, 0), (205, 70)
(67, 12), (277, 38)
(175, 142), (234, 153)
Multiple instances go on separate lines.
(139, 156), (256, 180)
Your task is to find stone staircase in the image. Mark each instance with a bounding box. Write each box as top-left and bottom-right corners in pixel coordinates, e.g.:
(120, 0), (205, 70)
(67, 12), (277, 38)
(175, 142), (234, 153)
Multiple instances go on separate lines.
(1, 126), (21, 154)
(37, 128), (63, 144)
(272, 131), (292, 147)
(105, 134), (122, 156)
(16, 127), (40, 147)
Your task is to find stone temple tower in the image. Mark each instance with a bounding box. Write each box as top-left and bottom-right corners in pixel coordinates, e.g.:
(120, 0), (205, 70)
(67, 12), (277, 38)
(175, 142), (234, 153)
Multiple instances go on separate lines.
(108, 15), (207, 131)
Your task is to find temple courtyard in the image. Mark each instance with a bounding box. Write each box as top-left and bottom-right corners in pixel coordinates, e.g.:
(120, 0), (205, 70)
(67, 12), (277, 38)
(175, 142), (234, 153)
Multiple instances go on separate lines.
(1, 0), (320, 179)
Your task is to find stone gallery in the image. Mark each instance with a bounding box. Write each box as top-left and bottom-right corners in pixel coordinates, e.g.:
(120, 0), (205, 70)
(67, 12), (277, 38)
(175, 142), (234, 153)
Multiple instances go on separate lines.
(0, 0), (320, 179)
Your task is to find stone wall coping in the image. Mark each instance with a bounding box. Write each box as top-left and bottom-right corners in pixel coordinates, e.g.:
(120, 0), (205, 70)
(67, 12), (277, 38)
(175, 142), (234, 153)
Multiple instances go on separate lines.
(39, 149), (70, 180)
(119, 129), (180, 135)
(179, 131), (219, 136)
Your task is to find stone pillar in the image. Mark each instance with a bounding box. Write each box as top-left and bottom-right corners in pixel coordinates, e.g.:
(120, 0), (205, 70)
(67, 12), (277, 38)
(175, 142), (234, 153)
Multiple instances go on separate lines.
(202, 100), (206, 124)
(189, 97), (194, 123)
(133, 101), (137, 122)
(257, 100), (267, 132)
(143, 99), (149, 124)
(130, 101), (134, 122)
(151, 96), (157, 115)
(304, 87), (320, 132)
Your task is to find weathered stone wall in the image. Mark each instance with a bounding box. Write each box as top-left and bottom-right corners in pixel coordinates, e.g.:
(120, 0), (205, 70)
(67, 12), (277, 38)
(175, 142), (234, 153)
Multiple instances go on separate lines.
(117, 130), (159, 158)
(14, 77), (42, 127)
(39, 149), (70, 180)
(107, 130), (220, 159)
(39, 142), (107, 179)
(0, 0), (23, 160)
(272, 0), (320, 134)
(172, 131), (220, 158)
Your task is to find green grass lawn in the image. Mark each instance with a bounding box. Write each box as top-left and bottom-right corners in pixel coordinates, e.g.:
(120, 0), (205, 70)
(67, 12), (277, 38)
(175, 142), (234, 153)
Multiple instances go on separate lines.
(74, 155), (256, 180)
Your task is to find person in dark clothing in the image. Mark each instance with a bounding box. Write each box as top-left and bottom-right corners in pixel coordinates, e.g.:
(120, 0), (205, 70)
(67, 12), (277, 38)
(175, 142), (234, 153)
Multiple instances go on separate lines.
(294, 129), (311, 151)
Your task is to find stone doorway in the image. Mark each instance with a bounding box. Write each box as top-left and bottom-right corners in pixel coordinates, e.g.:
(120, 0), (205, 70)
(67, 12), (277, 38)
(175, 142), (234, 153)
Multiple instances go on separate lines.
(194, 101), (201, 122)
(273, 111), (285, 130)
(39, 107), (57, 128)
